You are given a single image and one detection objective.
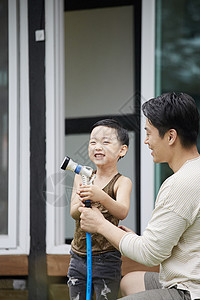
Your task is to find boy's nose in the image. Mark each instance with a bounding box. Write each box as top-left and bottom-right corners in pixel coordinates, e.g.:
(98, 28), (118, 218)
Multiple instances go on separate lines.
(95, 142), (103, 150)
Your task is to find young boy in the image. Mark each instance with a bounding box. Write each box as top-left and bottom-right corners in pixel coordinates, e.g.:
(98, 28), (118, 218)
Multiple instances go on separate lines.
(67, 119), (132, 300)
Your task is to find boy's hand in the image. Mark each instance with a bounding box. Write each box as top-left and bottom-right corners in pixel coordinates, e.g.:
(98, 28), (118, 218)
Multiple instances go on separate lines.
(77, 184), (105, 203)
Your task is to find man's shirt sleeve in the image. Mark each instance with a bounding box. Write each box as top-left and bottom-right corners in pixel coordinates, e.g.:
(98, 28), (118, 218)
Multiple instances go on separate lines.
(119, 206), (187, 267)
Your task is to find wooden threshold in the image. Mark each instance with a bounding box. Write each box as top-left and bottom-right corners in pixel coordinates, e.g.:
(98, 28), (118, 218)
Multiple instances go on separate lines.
(0, 254), (159, 277)
(47, 254), (159, 277)
(0, 255), (28, 276)
(47, 254), (70, 276)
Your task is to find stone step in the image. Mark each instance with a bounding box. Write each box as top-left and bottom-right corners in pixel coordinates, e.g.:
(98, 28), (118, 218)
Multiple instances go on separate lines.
(49, 284), (69, 300)
(0, 290), (28, 300)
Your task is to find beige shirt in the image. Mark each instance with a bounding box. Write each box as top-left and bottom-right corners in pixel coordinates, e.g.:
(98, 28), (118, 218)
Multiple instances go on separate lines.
(119, 157), (200, 300)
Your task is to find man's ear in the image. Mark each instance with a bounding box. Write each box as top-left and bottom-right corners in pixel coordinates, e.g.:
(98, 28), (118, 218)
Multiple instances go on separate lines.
(120, 145), (128, 158)
(168, 129), (177, 145)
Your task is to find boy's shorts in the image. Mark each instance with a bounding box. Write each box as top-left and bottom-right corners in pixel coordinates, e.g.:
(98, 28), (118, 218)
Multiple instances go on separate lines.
(68, 250), (122, 300)
(118, 272), (191, 300)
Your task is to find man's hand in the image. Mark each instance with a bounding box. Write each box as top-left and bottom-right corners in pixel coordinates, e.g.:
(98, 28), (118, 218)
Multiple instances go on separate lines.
(79, 206), (131, 250)
(118, 225), (135, 233)
(79, 206), (105, 233)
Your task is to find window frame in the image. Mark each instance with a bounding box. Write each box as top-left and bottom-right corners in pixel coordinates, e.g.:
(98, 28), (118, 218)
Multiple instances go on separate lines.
(0, 0), (30, 254)
(45, 0), (67, 254)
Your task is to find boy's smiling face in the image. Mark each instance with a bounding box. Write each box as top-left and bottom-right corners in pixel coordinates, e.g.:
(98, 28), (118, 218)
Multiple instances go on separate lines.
(88, 126), (127, 166)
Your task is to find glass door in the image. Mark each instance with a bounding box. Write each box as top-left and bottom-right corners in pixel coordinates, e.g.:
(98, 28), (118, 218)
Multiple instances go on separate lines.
(64, 2), (141, 242)
(155, 0), (200, 193)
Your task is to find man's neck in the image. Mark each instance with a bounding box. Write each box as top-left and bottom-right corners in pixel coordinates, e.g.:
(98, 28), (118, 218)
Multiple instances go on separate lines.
(169, 145), (199, 173)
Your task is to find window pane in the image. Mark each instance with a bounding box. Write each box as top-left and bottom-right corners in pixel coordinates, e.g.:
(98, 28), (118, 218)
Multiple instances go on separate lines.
(65, 6), (134, 118)
(155, 0), (200, 191)
(0, 0), (8, 235)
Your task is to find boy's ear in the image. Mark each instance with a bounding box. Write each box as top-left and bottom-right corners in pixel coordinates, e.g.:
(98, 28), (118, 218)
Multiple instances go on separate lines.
(120, 145), (128, 158)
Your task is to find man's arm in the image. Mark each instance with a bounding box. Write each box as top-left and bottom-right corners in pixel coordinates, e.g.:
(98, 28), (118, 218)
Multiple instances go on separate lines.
(119, 207), (187, 266)
(79, 206), (129, 249)
(79, 204), (187, 267)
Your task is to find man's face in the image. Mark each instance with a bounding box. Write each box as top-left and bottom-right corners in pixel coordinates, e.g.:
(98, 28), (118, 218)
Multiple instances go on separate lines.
(144, 119), (169, 163)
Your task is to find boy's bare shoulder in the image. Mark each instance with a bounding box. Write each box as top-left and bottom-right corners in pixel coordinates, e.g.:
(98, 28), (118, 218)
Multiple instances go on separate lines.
(116, 174), (132, 186)
(113, 175), (132, 197)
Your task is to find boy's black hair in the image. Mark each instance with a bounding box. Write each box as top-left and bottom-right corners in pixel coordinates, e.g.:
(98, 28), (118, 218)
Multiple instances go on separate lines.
(142, 92), (199, 148)
(91, 118), (129, 147)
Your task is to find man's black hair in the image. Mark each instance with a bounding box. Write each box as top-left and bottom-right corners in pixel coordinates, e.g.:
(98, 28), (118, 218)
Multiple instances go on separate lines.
(142, 92), (199, 148)
(91, 118), (129, 147)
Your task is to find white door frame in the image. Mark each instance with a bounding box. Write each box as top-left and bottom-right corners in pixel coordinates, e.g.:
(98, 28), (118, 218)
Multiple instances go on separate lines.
(45, 0), (69, 254)
(140, 0), (155, 233)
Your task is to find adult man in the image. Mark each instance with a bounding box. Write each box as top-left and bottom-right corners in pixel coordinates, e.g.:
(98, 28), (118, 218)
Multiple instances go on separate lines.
(79, 92), (200, 300)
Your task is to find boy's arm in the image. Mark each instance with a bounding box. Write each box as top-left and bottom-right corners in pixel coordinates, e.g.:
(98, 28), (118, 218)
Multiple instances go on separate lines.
(79, 176), (132, 220)
(101, 176), (132, 220)
(70, 174), (84, 220)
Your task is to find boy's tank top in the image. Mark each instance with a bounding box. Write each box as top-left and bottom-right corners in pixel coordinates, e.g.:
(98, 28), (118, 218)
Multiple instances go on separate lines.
(71, 173), (122, 256)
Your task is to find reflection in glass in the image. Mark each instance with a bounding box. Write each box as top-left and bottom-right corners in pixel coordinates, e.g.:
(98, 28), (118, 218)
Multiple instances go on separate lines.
(0, 0), (8, 234)
(155, 0), (200, 193)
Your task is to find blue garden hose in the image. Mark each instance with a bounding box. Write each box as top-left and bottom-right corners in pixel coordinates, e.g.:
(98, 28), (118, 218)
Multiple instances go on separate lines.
(86, 231), (92, 300)
(85, 200), (92, 300)
(60, 157), (93, 299)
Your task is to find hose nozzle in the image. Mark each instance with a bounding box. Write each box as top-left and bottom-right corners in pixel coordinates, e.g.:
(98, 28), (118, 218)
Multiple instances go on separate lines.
(61, 156), (93, 179)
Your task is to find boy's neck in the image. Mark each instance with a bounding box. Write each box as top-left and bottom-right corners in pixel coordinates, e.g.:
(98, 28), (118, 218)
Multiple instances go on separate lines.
(96, 165), (118, 178)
